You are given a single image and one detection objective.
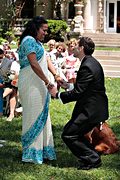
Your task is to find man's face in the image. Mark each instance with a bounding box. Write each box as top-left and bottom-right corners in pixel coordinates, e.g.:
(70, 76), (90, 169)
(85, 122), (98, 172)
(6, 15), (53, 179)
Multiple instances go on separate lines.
(37, 24), (48, 41)
(73, 45), (84, 61)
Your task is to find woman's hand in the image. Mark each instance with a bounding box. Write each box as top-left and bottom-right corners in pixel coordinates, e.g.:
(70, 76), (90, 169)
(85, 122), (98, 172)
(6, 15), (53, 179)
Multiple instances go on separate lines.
(48, 86), (58, 98)
(54, 75), (62, 83)
(46, 82), (54, 90)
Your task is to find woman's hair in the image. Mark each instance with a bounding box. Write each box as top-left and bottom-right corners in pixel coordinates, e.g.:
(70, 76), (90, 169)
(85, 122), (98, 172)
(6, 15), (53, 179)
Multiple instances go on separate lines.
(56, 42), (66, 52)
(66, 38), (78, 47)
(19, 16), (48, 44)
(78, 36), (95, 55)
(47, 39), (56, 47)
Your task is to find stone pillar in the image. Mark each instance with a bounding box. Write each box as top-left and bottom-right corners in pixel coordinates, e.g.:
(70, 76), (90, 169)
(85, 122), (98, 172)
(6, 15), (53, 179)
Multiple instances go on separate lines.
(98, 0), (104, 32)
(84, 0), (92, 32)
(73, 0), (84, 35)
(61, 1), (68, 20)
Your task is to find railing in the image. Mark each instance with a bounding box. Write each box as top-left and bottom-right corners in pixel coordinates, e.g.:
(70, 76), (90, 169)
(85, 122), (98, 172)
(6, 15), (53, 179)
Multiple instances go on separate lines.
(0, 18), (31, 36)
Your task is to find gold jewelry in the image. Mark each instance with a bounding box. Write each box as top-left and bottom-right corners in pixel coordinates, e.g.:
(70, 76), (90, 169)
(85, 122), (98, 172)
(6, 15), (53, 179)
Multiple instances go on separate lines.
(53, 73), (60, 79)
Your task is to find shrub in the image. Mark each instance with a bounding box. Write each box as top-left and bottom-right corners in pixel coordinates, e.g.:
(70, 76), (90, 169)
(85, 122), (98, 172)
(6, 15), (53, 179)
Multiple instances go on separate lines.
(0, 19), (69, 44)
(44, 19), (69, 42)
(0, 37), (7, 44)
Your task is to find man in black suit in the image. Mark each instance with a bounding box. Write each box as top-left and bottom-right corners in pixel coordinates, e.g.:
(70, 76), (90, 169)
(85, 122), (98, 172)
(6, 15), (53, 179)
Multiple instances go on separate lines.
(52, 37), (109, 170)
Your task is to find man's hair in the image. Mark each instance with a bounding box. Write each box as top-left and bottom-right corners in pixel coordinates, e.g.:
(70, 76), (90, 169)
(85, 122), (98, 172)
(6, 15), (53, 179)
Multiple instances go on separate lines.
(19, 16), (48, 44)
(78, 36), (95, 55)
(0, 48), (4, 55)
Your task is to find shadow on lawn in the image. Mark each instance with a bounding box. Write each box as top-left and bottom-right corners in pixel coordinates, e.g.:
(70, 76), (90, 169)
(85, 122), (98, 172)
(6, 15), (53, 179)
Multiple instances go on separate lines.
(48, 124), (120, 170)
(0, 117), (21, 143)
(0, 118), (120, 173)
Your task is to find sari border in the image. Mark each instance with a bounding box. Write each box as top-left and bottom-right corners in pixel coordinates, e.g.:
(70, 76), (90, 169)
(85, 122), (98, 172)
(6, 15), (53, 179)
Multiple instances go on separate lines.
(22, 93), (50, 149)
(22, 145), (56, 164)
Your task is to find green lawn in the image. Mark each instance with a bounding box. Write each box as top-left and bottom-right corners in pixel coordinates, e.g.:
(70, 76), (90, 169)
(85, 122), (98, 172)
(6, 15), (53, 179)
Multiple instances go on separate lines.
(0, 78), (120, 180)
(96, 47), (120, 51)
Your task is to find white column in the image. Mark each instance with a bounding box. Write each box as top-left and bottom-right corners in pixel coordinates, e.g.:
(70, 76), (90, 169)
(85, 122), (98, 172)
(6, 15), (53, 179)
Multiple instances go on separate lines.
(84, 0), (92, 32)
(98, 0), (104, 32)
(104, 0), (107, 33)
(73, 1), (84, 34)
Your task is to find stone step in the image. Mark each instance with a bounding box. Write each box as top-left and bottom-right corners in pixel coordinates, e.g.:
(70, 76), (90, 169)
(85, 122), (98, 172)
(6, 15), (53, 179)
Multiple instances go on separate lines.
(83, 33), (120, 39)
(102, 65), (120, 71)
(104, 71), (120, 78)
(97, 60), (120, 65)
(93, 50), (120, 77)
(95, 56), (120, 60)
(83, 33), (120, 47)
(94, 50), (120, 58)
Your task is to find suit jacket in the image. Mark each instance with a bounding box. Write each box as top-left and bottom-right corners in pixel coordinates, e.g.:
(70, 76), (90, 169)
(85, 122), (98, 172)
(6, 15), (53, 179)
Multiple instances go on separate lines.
(60, 55), (109, 124)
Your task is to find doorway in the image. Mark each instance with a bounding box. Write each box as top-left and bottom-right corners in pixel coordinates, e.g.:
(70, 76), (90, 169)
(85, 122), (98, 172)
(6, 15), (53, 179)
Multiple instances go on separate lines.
(106, 1), (117, 32)
(21, 0), (34, 18)
(117, 1), (120, 32)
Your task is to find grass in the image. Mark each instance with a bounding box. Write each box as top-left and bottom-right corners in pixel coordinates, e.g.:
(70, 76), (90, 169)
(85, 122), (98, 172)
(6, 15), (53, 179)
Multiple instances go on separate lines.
(95, 47), (120, 51)
(0, 78), (120, 180)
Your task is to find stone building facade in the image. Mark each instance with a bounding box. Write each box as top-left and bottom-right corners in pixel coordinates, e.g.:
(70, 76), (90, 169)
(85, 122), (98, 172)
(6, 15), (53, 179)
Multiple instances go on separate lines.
(0, 0), (120, 34)
(33, 0), (120, 34)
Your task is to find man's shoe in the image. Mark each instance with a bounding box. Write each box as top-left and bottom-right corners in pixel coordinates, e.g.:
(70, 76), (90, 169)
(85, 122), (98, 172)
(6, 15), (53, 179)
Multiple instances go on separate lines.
(77, 159), (102, 170)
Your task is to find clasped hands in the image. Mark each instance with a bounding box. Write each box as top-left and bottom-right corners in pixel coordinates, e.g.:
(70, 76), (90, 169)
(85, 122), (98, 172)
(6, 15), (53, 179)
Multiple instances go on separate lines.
(47, 78), (69, 98)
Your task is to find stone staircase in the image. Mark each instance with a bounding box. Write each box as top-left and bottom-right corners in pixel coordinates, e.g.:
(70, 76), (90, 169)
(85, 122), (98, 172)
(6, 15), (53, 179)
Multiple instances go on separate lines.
(81, 33), (120, 77)
(83, 33), (120, 47)
(93, 50), (120, 78)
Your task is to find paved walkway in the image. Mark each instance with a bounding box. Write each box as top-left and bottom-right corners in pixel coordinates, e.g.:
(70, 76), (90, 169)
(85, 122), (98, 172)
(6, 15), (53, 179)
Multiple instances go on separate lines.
(93, 50), (120, 78)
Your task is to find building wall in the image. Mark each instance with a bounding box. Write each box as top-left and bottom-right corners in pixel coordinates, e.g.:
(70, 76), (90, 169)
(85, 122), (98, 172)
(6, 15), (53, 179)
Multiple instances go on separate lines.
(1, 0), (119, 34)
(35, 0), (55, 19)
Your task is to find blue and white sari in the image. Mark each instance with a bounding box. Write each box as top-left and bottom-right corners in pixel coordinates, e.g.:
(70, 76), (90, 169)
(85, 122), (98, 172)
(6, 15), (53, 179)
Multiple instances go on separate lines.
(18, 36), (56, 164)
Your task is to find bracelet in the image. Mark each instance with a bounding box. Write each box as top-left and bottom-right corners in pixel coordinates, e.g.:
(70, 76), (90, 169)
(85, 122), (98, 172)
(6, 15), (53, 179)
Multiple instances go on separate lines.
(46, 82), (54, 89)
(53, 73), (60, 79)
(46, 82), (50, 88)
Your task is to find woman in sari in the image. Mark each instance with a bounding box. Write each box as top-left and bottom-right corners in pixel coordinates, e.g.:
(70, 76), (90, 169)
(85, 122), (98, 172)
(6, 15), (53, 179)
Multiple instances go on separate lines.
(18, 16), (60, 164)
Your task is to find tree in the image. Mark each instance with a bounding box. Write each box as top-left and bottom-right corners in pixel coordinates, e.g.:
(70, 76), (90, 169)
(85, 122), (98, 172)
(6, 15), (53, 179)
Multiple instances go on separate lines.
(0, 0), (26, 26)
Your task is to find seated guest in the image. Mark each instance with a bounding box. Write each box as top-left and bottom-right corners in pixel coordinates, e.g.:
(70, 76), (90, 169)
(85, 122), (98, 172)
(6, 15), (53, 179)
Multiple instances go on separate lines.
(3, 52), (20, 121)
(0, 48), (13, 117)
(62, 38), (80, 85)
(47, 42), (67, 90)
(47, 39), (57, 54)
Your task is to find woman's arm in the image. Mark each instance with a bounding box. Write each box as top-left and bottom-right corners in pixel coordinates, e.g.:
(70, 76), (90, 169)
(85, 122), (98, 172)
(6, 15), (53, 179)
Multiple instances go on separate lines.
(27, 53), (59, 96)
(47, 56), (57, 76)
(28, 53), (49, 85)
(47, 56), (62, 82)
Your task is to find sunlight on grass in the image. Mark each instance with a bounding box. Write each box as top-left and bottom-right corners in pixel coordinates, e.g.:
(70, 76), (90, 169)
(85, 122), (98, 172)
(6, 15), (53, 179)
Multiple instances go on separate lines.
(96, 47), (120, 51)
(0, 78), (120, 180)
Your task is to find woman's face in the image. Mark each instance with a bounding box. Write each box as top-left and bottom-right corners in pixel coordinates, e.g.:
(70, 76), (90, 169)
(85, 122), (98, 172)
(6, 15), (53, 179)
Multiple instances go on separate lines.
(68, 43), (76, 51)
(49, 43), (55, 51)
(57, 45), (64, 54)
(37, 24), (48, 41)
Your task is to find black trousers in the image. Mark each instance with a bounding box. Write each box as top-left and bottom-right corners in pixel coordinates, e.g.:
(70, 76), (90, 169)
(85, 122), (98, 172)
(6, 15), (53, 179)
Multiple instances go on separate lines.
(61, 118), (101, 164)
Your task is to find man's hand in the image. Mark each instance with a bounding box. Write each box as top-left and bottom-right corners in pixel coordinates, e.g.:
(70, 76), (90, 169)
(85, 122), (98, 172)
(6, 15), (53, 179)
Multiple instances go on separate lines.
(59, 79), (70, 90)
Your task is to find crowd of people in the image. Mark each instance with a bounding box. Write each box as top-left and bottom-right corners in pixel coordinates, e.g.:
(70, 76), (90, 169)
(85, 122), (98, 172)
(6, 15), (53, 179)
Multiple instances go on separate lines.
(46, 38), (80, 90)
(0, 16), (119, 171)
(0, 28), (80, 122)
(0, 45), (20, 121)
